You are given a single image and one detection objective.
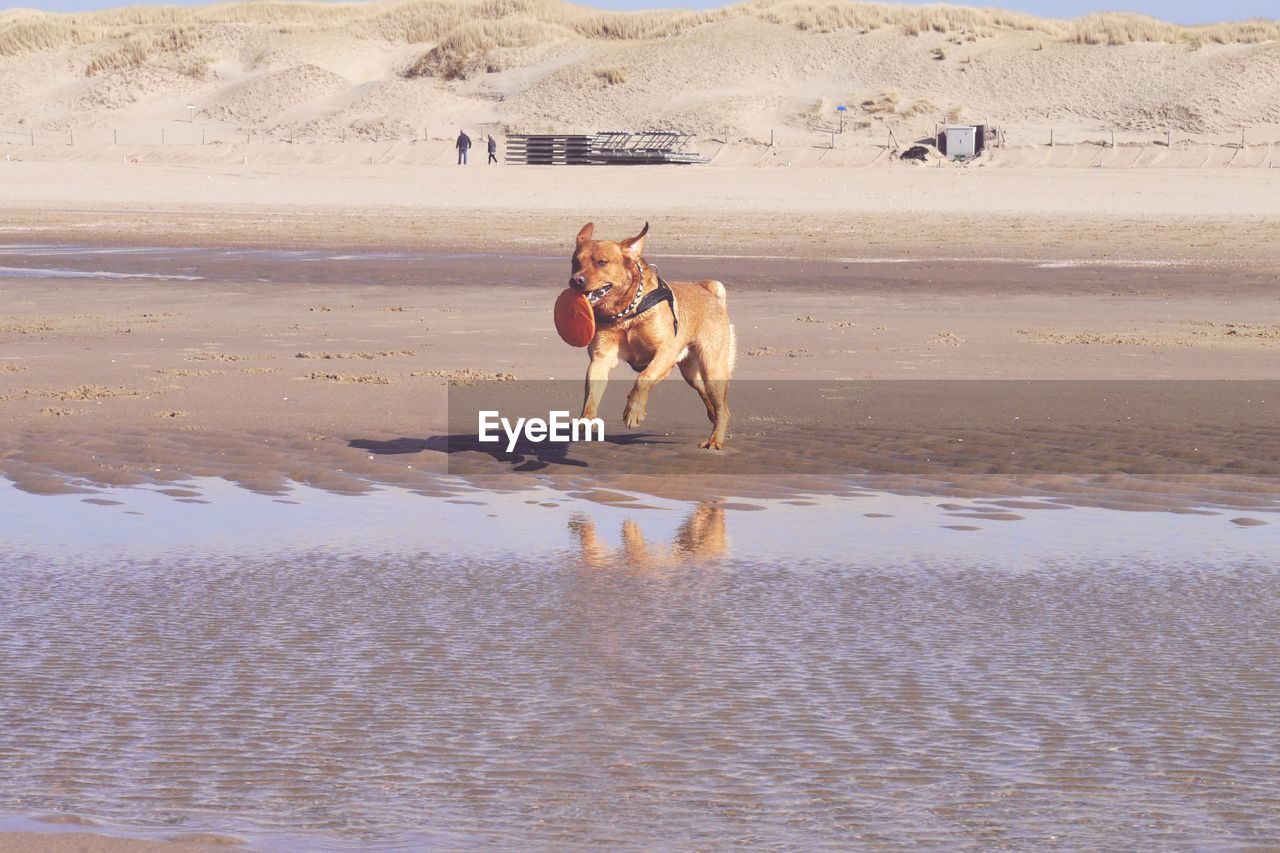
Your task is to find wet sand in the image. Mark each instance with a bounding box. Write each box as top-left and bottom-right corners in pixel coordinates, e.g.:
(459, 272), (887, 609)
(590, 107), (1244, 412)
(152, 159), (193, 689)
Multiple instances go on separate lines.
(1, 247), (1278, 509)
(3, 243), (1280, 849)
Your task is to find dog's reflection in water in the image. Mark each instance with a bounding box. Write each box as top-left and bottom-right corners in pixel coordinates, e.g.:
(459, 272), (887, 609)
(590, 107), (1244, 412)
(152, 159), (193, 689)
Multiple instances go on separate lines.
(569, 503), (728, 569)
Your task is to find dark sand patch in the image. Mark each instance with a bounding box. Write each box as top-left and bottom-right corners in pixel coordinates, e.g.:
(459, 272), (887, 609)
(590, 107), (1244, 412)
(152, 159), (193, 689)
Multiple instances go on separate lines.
(745, 346), (812, 358)
(186, 353), (269, 362)
(409, 369), (516, 382)
(1019, 322), (1280, 348)
(0, 833), (224, 852)
(305, 371), (391, 384)
(156, 369), (224, 377)
(5, 385), (145, 402)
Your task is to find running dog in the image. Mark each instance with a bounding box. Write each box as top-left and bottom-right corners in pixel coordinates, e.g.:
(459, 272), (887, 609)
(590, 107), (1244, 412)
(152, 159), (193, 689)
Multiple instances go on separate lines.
(569, 222), (735, 450)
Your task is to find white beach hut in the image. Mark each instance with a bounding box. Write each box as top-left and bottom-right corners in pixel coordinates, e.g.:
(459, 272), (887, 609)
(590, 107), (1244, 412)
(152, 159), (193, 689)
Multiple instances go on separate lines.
(939, 125), (986, 160)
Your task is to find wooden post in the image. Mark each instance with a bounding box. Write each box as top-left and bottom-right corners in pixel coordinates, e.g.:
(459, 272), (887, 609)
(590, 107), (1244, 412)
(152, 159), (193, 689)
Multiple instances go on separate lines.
(202, 128), (206, 145)
(290, 127), (294, 144)
(1110, 130), (1115, 148)
(830, 131), (835, 149)
(69, 129), (73, 146)
(342, 127), (346, 143)
(770, 129), (774, 147)
(30, 129), (34, 145)
(1241, 127), (1246, 148)
(1166, 130), (1171, 147)
(114, 129), (118, 145)
(246, 130), (250, 144)
(1050, 128), (1054, 147)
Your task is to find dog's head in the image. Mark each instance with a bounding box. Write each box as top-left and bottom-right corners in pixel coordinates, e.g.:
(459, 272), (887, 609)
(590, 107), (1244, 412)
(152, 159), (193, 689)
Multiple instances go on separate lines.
(569, 222), (647, 307)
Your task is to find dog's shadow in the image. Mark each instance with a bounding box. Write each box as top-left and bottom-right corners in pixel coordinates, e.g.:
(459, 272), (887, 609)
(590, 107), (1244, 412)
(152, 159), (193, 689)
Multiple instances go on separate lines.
(349, 431), (675, 472)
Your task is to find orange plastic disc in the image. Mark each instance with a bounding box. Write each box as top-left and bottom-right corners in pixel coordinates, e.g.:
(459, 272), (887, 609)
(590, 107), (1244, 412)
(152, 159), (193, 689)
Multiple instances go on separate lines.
(554, 288), (596, 347)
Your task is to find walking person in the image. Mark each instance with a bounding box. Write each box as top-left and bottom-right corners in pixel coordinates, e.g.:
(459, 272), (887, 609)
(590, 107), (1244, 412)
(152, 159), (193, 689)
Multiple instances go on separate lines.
(487, 134), (498, 164)
(456, 129), (471, 165)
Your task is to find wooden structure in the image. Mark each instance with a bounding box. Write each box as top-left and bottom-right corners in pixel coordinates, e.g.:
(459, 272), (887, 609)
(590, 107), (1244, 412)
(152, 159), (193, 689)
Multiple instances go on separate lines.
(506, 131), (707, 165)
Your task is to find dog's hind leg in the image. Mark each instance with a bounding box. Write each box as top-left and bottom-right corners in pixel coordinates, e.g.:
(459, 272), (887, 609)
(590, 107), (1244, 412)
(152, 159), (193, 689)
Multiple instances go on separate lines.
(678, 352), (716, 425)
(695, 342), (731, 451)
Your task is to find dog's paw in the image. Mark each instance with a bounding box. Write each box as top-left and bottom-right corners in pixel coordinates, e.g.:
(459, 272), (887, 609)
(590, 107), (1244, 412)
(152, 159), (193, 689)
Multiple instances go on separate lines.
(622, 399), (647, 429)
(699, 438), (725, 451)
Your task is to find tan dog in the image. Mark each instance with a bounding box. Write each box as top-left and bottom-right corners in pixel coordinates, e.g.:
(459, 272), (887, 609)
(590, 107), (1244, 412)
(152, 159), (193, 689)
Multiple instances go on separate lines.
(570, 222), (735, 450)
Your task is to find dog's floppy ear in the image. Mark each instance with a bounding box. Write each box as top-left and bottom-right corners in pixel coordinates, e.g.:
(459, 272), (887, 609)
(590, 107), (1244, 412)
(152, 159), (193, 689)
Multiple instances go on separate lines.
(621, 222), (649, 259)
(576, 222), (595, 245)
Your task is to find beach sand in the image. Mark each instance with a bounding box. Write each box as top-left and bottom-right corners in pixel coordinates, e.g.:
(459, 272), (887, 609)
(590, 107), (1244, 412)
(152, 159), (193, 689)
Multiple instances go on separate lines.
(0, 832), (235, 852)
(5, 2), (1280, 847)
(1, 240), (1277, 512)
(1, 163), (1278, 266)
(5, 166), (1274, 850)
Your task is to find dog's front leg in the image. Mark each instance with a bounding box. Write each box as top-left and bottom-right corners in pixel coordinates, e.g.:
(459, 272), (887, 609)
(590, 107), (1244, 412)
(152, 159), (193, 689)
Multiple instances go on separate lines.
(623, 345), (683, 429)
(581, 341), (618, 420)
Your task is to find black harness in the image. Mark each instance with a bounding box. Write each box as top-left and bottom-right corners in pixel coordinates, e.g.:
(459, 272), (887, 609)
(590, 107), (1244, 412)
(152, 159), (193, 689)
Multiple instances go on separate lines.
(597, 260), (679, 335)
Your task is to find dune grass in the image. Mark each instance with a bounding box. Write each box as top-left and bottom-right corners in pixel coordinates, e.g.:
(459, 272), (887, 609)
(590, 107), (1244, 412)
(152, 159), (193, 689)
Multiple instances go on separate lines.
(1064, 12), (1280, 46)
(1, 0), (1275, 66)
(402, 16), (576, 78)
(82, 26), (198, 76)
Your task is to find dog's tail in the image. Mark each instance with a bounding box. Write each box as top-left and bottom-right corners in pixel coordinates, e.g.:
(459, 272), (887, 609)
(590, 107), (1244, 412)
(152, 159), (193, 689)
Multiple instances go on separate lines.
(701, 279), (728, 308)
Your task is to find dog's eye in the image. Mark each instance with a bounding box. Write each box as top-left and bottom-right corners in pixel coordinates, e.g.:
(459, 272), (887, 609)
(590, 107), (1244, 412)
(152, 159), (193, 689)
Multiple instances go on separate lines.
(595, 259), (608, 268)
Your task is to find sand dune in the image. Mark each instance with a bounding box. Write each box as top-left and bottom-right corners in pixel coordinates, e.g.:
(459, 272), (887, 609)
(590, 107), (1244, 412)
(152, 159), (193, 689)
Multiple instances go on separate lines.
(1, 0), (1278, 156)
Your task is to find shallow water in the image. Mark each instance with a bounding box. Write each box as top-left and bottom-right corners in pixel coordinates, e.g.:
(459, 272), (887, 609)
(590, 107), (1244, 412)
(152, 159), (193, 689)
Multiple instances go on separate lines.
(2, 482), (1279, 849)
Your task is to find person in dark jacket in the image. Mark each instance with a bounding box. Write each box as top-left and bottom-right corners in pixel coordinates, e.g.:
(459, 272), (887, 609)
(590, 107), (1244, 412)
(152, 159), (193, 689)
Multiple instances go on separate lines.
(487, 134), (498, 164)
(456, 130), (471, 165)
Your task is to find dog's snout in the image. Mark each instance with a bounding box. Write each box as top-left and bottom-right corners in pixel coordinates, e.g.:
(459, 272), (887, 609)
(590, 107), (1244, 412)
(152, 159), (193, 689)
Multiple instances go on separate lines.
(570, 274), (587, 290)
